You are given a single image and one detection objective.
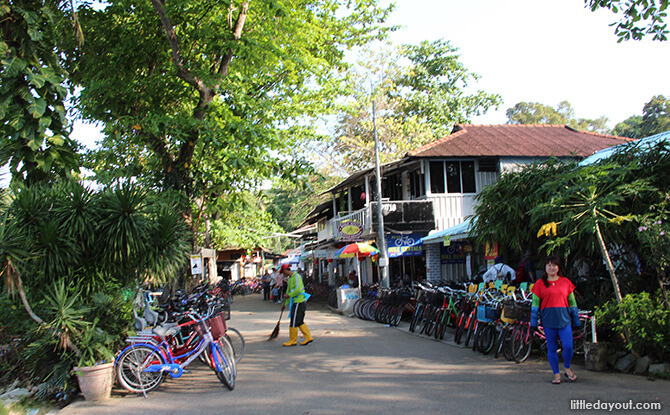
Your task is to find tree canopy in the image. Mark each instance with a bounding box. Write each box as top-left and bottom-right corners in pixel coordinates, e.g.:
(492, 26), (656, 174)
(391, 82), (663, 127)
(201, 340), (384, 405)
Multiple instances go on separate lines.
(0, 0), (81, 186)
(62, 0), (394, 219)
(613, 95), (670, 138)
(586, 0), (669, 41)
(506, 101), (610, 134)
(325, 40), (501, 174)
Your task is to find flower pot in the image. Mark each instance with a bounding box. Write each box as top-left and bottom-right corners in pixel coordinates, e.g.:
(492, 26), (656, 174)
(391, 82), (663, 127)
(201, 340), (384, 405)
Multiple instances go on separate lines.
(73, 362), (114, 401)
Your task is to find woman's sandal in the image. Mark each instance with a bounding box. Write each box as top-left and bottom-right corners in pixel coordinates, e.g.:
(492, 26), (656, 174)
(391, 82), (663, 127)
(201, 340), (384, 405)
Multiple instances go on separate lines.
(552, 376), (561, 384)
(564, 372), (578, 382)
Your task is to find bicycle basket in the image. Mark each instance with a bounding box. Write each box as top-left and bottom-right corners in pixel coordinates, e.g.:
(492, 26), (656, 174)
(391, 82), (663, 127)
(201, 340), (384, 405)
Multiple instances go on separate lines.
(476, 305), (496, 323)
(208, 313), (228, 339)
(516, 303), (531, 322)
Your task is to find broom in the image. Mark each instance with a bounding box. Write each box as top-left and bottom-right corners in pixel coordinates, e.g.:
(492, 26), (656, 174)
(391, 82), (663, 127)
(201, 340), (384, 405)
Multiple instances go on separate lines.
(267, 305), (285, 341)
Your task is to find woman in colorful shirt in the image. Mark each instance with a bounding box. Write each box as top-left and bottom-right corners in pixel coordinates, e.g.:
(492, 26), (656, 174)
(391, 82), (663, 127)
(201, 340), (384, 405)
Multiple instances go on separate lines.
(530, 255), (581, 384)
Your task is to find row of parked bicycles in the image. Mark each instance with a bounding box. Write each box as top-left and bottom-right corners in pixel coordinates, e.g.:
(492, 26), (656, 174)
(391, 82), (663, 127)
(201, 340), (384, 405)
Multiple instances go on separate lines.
(351, 279), (594, 364)
(115, 280), (245, 396)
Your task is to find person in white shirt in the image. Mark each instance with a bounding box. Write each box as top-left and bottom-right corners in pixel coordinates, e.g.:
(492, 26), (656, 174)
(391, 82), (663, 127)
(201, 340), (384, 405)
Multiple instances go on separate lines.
(482, 256), (516, 283)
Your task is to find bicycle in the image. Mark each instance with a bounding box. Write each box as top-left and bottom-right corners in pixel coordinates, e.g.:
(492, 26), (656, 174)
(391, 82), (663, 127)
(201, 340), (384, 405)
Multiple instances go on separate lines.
(116, 311), (236, 396)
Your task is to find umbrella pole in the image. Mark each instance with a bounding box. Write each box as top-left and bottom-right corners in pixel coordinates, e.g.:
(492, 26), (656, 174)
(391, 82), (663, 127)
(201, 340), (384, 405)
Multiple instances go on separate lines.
(357, 256), (362, 298)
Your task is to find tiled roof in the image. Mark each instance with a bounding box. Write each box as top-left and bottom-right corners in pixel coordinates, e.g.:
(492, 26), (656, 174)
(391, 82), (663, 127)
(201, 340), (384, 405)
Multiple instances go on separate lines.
(408, 124), (634, 158)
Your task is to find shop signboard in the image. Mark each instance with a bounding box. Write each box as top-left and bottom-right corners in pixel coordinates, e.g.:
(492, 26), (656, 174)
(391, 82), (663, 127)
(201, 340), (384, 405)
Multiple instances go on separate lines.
(387, 233), (423, 258)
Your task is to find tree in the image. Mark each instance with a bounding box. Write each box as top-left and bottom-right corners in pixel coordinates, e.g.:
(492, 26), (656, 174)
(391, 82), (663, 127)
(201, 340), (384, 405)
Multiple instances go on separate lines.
(0, 0), (81, 186)
(585, 0), (669, 41)
(613, 95), (670, 138)
(327, 41), (501, 174)
(63, 0), (394, 224)
(506, 101), (611, 134)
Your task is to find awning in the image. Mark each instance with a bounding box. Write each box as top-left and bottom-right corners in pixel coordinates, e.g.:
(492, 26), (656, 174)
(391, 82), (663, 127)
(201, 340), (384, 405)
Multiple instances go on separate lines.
(579, 130), (669, 166)
(421, 217), (474, 244)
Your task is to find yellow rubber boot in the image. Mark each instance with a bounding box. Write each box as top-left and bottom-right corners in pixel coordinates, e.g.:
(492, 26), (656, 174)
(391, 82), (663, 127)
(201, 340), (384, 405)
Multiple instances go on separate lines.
(299, 324), (313, 345)
(283, 327), (298, 346)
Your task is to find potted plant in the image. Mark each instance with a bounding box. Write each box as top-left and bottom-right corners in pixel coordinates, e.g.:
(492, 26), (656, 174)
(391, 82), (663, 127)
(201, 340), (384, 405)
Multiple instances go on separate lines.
(72, 320), (116, 402)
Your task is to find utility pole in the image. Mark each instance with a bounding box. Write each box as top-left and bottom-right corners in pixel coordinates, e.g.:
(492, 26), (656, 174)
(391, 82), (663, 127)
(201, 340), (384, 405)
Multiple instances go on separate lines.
(372, 100), (389, 288)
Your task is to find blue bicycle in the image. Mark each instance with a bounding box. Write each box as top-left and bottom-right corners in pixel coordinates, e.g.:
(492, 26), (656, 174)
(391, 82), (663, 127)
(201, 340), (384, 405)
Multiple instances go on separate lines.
(115, 311), (236, 396)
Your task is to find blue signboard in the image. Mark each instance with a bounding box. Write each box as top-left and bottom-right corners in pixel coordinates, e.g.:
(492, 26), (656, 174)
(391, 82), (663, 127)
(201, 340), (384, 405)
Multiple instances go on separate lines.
(387, 233), (423, 258)
(440, 242), (467, 264)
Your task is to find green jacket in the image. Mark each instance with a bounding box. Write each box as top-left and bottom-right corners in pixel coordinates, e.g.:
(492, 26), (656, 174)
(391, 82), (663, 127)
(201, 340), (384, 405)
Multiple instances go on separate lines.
(284, 272), (306, 306)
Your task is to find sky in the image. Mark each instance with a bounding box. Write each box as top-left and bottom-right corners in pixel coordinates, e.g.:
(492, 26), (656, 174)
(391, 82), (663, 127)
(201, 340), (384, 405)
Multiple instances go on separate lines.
(384, 0), (670, 127)
(65, 0), (670, 149)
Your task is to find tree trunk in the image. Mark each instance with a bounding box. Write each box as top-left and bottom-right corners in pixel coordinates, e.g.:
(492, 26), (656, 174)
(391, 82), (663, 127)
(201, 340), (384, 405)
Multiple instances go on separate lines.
(594, 222), (623, 303)
(594, 222), (632, 347)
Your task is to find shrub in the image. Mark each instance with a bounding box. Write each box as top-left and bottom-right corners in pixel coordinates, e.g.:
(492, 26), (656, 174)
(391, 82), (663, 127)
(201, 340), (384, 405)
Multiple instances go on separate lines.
(596, 291), (670, 361)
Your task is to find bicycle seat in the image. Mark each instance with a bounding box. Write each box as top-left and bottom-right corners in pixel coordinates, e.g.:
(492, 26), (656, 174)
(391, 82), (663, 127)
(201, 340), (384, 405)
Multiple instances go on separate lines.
(152, 322), (180, 338)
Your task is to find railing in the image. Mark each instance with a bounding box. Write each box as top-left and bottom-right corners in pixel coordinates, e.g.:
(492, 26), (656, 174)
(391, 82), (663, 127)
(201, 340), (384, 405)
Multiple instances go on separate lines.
(330, 208), (373, 241)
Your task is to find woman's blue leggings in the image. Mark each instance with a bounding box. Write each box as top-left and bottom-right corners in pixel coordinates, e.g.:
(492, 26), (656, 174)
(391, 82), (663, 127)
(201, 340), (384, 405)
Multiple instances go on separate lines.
(545, 325), (573, 374)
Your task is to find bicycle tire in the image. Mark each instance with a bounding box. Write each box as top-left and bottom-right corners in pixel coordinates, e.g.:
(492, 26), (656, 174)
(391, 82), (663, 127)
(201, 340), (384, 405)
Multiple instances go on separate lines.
(454, 312), (467, 344)
(512, 324), (532, 363)
(409, 304), (424, 332)
(420, 306), (435, 336)
(391, 304), (404, 327)
(573, 316), (591, 355)
(353, 298), (365, 319)
(225, 327), (245, 363)
(211, 337), (236, 390)
(434, 310), (445, 340)
(116, 345), (166, 394)
(477, 324), (495, 354)
(470, 321), (481, 351)
(463, 315), (476, 347)
(493, 325), (508, 358)
(503, 326), (516, 361)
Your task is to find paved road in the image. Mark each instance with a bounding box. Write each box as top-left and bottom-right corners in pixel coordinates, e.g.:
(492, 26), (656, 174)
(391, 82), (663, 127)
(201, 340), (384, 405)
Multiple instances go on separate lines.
(59, 294), (667, 415)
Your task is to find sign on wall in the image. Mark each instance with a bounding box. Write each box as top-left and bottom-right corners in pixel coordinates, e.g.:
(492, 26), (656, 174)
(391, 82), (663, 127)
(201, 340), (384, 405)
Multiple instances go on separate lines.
(440, 242), (468, 264)
(387, 233), (423, 258)
(190, 254), (203, 275)
(338, 220), (363, 241)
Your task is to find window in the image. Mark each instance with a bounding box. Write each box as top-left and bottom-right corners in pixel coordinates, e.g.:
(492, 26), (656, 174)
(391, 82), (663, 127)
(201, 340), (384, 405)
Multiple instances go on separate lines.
(429, 160), (477, 194)
(382, 173), (403, 200)
(409, 169), (425, 199)
(430, 161), (445, 193)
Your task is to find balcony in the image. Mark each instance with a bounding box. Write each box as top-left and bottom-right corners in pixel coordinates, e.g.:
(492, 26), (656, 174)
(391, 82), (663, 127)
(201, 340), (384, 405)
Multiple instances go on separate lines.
(328, 200), (435, 242)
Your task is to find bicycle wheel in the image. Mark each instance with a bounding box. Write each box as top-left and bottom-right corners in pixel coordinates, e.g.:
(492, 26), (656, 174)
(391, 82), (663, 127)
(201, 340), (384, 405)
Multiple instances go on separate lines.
(463, 316), (476, 348)
(454, 312), (467, 344)
(434, 309), (445, 340)
(409, 304), (424, 332)
(512, 325), (533, 363)
(210, 337), (236, 390)
(493, 325), (508, 358)
(225, 327), (245, 363)
(477, 324), (495, 354)
(391, 304), (404, 327)
(573, 316), (591, 355)
(503, 326), (516, 361)
(420, 306), (435, 336)
(116, 345), (166, 394)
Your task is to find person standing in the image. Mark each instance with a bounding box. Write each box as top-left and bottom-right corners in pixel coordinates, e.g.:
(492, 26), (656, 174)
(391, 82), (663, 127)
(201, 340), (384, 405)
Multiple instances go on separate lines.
(261, 267), (274, 301)
(273, 266), (284, 304)
(279, 263), (313, 347)
(482, 256), (515, 283)
(530, 255), (581, 384)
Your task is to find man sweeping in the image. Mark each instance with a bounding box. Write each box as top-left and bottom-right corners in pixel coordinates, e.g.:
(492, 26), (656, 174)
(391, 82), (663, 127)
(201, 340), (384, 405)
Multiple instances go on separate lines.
(279, 263), (314, 346)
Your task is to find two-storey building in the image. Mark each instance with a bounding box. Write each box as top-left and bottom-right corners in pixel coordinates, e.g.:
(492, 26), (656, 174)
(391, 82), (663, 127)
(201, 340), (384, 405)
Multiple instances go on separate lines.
(299, 124), (631, 285)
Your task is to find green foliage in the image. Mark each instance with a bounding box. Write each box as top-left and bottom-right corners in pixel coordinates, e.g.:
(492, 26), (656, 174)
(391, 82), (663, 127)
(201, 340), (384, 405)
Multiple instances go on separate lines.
(596, 291), (670, 360)
(472, 137), (670, 306)
(613, 95), (670, 138)
(586, 0), (669, 41)
(471, 160), (574, 253)
(506, 101), (610, 134)
(62, 0), (394, 211)
(327, 40), (501, 173)
(0, 0), (81, 186)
